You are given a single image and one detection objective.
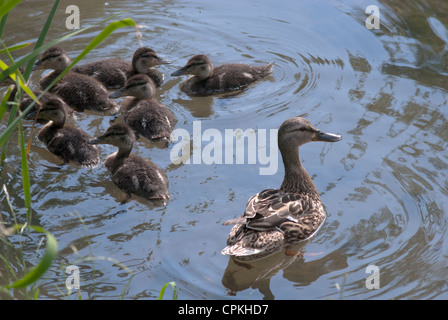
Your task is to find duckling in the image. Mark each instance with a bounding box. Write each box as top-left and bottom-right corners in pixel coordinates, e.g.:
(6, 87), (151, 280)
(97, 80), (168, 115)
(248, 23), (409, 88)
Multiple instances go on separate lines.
(110, 74), (176, 143)
(171, 54), (273, 96)
(6, 85), (76, 122)
(19, 89), (76, 122)
(28, 98), (100, 168)
(72, 47), (171, 89)
(222, 117), (342, 261)
(33, 47), (119, 115)
(89, 123), (170, 203)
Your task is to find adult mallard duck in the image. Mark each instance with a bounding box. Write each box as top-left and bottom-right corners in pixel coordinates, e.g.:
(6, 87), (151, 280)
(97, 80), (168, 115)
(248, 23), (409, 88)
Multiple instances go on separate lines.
(109, 74), (176, 143)
(222, 117), (342, 260)
(28, 98), (100, 168)
(89, 123), (170, 204)
(33, 47), (119, 115)
(72, 47), (171, 89)
(171, 54), (273, 96)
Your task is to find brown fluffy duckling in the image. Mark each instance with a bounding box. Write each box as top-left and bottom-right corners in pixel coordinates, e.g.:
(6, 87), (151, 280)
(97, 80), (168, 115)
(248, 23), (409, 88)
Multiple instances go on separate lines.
(89, 123), (170, 203)
(19, 90), (76, 122)
(29, 98), (100, 168)
(33, 47), (119, 115)
(171, 54), (273, 96)
(222, 117), (341, 261)
(110, 74), (176, 143)
(72, 47), (171, 89)
(6, 86), (76, 122)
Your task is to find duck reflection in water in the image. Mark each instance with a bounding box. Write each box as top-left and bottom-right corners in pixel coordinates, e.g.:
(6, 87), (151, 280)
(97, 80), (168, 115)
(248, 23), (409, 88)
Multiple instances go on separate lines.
(221, 243), (348, 299)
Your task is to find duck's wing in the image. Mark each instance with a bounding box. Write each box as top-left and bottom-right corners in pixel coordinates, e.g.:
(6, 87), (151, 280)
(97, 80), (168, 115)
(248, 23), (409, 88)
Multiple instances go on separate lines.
(112, 156), (169, 201)
(221, 224), (284, 259)
(223, 189), (303, 231)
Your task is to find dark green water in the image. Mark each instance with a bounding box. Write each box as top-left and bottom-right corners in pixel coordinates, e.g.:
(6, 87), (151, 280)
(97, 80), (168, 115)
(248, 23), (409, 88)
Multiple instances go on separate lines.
(1, 0), (448, 299)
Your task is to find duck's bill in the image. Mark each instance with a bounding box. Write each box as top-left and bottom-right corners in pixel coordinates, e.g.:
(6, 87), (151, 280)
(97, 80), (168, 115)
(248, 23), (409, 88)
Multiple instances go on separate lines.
(88, 137), (104, 145)
(157, 57), (172, 65)
(109, 87), (126, 99)
(26, 109), (38, 119)
(32, 61), (42, 71)
(171, 67), (188, 76)
(314, 131), (342, 142)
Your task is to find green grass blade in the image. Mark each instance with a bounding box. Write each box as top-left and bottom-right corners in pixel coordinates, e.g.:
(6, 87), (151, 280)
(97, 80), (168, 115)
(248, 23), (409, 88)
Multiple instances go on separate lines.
(4, 225), (58, 289)
(0, 42), (31, 55)
(0, 11), (131, 82)
(0, 0), (21, 19)
(0, 12), (9, 38)
(22, 0), (60, 80)
(35, 18), (136, 94)
(158, 281), (179, 300)
(0, 85), (12, 122)
(58, 18), (136, 81)
(18, 122), (31, 223)
(0, 17), (136, 149)
(0, 59), (37, 101)
(0, 86), (18, 163)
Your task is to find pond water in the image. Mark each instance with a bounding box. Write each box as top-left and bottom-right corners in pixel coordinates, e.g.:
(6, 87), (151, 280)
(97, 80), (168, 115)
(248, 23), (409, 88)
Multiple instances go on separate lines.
(1, 0), (448, 300)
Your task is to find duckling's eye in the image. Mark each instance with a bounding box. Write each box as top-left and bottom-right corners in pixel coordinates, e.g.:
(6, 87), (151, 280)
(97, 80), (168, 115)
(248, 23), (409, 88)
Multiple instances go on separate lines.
(299, 127), (307, 132)
(42, 54), (59, 62)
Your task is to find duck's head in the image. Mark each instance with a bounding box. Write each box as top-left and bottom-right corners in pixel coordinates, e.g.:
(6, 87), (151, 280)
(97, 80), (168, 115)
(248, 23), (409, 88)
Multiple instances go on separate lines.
(132, 47), (171, 73)
(28, 98), (67, 124)
(89, 123), (136, 150)
(109, 74), (156, 99)
(171, 54), (213, 80)
(33, 47), (71, 72)
(278, 117), (342, 151)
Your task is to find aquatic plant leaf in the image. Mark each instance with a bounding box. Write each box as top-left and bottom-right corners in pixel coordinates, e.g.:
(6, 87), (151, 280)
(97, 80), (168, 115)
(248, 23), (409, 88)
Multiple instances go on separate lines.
(0, 17), (136, 149)
(0, 42), (32, 55)
(0, 0), (22, 19)
(158, 281), (179, 300)
(3, 225), (58, 289)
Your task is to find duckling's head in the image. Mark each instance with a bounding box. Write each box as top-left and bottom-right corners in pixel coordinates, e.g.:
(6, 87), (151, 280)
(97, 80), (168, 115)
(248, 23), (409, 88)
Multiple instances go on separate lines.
(278, 117), (341, 151)
(89, 123), (136, 151)
(33, 47), (71, 72)
(29, 98), (67, 125)
(132, 47), (172, 73)
(109, 74), (156, 99)
(171, 54), (213, 80)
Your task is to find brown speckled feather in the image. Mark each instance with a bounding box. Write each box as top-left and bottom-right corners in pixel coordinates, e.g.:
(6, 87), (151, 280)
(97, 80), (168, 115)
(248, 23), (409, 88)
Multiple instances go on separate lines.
(39, 71), (119, 115)
(105, 154), (169, 201)
(72, 58), (131, 89)
(222, 188), (326, 259)
(221, 117), (341, 261)
(121, 97), (176, 142)
(182, 63), (273, 95)
(38, 125), (100, 168)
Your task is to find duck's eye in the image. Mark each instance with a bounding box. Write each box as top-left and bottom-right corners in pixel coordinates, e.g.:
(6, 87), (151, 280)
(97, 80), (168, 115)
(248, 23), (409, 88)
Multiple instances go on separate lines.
(299, 127), (307, 132)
